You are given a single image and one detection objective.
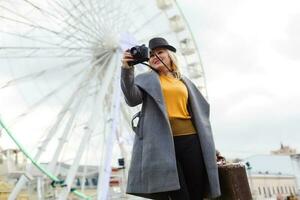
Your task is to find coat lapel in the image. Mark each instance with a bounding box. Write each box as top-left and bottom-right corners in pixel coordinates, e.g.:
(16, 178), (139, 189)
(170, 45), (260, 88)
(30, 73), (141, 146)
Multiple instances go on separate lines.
(135, 72), (209, 123)
(135, 71), (169, 121)
(180, 76), (210, 118)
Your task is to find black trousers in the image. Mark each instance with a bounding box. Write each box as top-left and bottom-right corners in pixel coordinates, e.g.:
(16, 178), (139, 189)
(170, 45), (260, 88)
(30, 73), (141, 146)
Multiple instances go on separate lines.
(158, 134), (208, 200)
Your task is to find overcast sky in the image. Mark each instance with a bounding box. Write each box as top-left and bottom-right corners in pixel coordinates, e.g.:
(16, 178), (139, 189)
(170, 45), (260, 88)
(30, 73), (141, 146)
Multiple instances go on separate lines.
(0, 0), (299, 161)
(180, 0), (300, 158)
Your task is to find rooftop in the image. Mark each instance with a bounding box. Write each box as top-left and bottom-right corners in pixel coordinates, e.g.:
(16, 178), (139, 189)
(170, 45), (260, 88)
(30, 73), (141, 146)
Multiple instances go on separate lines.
(243, 154), (295, 176)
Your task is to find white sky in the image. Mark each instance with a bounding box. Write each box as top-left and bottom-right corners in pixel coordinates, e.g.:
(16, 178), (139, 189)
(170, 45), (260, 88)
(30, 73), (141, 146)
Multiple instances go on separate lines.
(180, 0), (300, 157)
(0, 0), (299, 162)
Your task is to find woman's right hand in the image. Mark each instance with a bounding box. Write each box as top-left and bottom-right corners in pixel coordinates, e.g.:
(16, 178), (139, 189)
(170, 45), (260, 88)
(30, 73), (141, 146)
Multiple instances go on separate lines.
(121, 50), (134, 68)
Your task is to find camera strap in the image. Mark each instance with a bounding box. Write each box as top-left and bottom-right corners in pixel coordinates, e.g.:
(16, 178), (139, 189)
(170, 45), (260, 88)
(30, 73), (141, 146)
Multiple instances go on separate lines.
(140, 53), (172, 74)
(154, 53), (173, 73)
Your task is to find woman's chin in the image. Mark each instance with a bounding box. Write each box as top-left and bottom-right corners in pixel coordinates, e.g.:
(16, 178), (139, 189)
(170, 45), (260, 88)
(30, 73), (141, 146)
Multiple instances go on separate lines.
(154, 65), (164, 70)
(150, 63), (165, 71)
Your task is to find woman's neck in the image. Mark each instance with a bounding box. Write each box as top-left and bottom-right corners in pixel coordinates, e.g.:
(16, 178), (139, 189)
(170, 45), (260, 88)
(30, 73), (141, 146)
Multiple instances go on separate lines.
(159, 71), (173, 77)
(157, 67), (173, 76)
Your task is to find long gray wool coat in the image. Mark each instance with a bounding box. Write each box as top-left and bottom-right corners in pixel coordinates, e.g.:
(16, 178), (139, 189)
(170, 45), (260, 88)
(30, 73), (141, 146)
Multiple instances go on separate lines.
(121, 67), (221, 199)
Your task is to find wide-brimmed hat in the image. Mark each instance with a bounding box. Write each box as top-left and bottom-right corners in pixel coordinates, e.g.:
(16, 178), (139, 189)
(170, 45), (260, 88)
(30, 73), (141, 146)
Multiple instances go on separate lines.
(148, 37), (176, 52)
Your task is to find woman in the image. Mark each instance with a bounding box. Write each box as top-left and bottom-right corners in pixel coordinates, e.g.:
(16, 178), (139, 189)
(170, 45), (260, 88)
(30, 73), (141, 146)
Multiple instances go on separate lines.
(121, 37), (221, 200)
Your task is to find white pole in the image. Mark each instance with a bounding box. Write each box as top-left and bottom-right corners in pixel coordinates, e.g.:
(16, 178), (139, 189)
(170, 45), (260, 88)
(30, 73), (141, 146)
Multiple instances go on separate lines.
(36, 176), (45, 200)
(97, 55), (121, 200)
(48, 55), (109, 174)
(47, 89), (88, 174)
(8, 68), (94, 200)
(57, 54), (116, 200)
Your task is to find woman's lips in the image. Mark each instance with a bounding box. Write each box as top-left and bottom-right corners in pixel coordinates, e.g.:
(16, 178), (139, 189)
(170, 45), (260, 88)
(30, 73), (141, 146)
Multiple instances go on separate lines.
(154, 60), (161, 65)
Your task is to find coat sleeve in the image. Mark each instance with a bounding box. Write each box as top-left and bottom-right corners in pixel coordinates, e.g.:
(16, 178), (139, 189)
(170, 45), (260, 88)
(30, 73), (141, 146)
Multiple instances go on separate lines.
(121, 67), (143, 107)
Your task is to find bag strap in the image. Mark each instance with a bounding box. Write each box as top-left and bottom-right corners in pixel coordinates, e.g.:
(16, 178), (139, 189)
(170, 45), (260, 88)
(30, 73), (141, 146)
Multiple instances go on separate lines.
(131, 111), (141, 133)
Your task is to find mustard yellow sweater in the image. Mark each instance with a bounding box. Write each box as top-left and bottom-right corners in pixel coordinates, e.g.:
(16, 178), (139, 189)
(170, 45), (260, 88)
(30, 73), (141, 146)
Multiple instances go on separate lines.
(159, 75), (196, 136)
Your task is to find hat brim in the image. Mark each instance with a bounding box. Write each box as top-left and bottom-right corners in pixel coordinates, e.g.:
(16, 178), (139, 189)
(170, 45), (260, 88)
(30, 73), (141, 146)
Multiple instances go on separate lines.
(151, 45), (176, 53)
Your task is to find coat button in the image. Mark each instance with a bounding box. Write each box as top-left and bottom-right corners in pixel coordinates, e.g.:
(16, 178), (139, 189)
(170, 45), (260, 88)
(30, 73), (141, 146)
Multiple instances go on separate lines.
(156, 98), (161, 102)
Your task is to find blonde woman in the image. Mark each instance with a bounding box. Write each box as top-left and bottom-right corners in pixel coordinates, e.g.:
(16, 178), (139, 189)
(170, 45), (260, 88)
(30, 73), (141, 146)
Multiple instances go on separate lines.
(121, 37), (220, 200)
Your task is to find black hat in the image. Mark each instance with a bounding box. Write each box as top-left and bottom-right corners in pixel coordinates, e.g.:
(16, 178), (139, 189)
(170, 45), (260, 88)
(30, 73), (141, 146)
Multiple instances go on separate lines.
(148, 37), (176, 52)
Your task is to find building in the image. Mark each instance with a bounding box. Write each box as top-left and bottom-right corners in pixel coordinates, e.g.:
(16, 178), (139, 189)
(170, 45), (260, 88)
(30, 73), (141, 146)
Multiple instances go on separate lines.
(271, 143), (297, 156)
(291, 154), (300, 193)
(0, 148), (128, 199)
(0, 149), (29, 200)
(244, 155), (299, 200)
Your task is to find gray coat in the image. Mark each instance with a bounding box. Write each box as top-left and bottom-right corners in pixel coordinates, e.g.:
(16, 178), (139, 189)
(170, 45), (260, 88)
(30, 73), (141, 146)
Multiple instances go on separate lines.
(121, 67), (221, 199)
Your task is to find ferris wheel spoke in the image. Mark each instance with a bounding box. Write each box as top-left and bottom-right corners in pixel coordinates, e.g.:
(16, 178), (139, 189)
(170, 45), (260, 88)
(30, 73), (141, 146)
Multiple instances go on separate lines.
(57, 27), (102, 52)
(48, 87), (90, 175)
(36, 45), (92, 58)
(9, 55), (112, 198)
(63, 0), (106, 39)
(20, 0), (102, 44)
(108, 10), (132, 34)
(0, 15), (97, 47)
(12, 68), (86, 122)
(121, 105), (134, 127)
(0, 54), (90, 58)
(90, 0), (109, 24)
(132, 11), (163, 35)
(72, 53), (114, 99)
(0, 8), (86, 48)
(90, 54), (112, 73)
(0, 30), (86, 51)
(64, 0), (102, 37)
(85, 0), (108, 34)
(0, 43), (92, 58)
(0, 47), (92, 58)
(57, 54), (115, 200)
(109, 1), (138, 33)
(48, 0), (102, 42)
(44, 0), (103, 48)
(54, 49), (84, 58)
(118, 1), (153, 36)
(96, 1), (125, 31)
(96, 2), (135, 40)
(88, 0), (123, 34)
(0, 46), (93, 50)
(96, 54), (122, 200)
(102, 0), (125, 30)
(0, 58), (88, 89)
(88, 69), (111, 165)
(20, 0), (76, 26)
(8, 65), (99, 199)
(1, 8), (100, 49)
(33, 63), (102, 155)
(137, 30), (174, 44)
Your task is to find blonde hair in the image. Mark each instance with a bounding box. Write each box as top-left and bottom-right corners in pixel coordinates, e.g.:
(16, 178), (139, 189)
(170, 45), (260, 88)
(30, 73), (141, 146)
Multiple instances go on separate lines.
(148, 49), (182, 79)
(167, 50), (182, 79)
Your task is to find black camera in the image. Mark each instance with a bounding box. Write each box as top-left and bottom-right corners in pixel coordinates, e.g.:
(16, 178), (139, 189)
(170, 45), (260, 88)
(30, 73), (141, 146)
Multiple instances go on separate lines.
(128, 44), (149, 66)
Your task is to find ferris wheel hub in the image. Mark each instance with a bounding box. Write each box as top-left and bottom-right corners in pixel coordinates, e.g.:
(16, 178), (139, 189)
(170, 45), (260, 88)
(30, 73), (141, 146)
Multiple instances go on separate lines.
(102, 33), (119, 51)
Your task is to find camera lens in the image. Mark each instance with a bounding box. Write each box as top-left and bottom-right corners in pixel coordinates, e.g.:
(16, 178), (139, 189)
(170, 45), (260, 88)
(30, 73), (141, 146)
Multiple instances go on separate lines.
(128, 44), (149, 66)
(130, 47), (139, 57)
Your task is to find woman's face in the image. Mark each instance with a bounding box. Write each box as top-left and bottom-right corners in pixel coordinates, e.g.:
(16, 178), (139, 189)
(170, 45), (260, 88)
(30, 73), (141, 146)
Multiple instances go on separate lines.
(149, 48), (172, 71)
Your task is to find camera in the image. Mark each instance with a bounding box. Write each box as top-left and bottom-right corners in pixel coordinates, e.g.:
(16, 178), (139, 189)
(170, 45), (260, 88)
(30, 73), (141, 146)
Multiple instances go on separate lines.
(128, 44), (149, 66)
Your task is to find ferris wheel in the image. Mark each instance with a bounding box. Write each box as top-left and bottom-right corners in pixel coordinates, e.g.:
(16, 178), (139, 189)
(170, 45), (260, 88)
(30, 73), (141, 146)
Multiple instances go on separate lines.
(0, 0), (208, 199)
